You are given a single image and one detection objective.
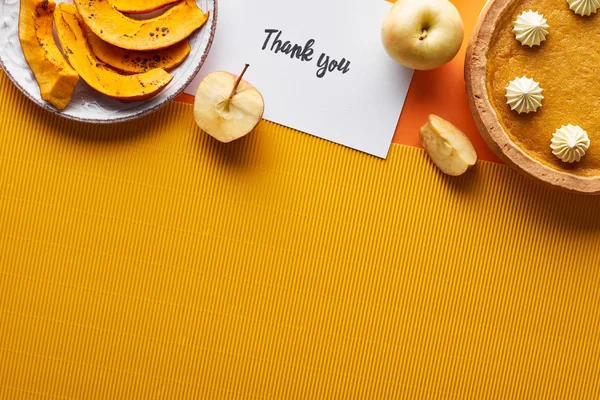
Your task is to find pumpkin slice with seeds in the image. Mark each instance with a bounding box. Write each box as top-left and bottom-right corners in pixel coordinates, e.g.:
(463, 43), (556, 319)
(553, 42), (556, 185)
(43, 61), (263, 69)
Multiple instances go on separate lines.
(74, 0), (208, 51)
(54, 3), (172, 102)
(84, 25), (191, 74)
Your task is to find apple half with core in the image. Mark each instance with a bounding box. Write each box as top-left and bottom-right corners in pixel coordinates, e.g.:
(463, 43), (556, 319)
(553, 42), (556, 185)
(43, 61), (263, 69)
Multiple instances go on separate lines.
(194, 64), (265, 143)
(420, 115), (477, 176)
(381, 0), (464, 70)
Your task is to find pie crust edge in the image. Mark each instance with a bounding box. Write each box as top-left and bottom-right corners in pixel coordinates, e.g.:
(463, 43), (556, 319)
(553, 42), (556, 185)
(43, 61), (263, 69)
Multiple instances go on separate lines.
(465, 0), (600, 194)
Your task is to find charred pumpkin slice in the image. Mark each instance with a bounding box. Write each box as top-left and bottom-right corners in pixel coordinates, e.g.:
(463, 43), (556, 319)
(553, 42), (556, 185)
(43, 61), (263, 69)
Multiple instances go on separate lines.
(84, 25), (191, 74)
(74, 0), (208, 51)
(54, 4), (172, 102)
(109, 0), (181, 14)
(19, 0), (79, 110)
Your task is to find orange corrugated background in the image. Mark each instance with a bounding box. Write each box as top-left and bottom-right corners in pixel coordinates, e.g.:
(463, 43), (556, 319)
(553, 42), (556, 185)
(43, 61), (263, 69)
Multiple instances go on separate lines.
(3, 0), (600, 398)
(2, 70), (600, 397)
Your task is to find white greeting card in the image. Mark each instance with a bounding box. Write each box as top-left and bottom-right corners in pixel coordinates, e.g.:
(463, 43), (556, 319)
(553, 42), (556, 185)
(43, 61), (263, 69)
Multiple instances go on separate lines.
(186, 0), (414, 158)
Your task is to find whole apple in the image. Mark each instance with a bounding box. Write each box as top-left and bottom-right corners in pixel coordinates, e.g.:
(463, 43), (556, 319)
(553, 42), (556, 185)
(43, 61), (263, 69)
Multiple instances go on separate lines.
(382, 0), (464, 70)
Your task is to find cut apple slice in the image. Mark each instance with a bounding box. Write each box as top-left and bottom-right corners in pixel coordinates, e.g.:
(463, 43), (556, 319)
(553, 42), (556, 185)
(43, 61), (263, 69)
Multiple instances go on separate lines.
(84, 25), (191, 74)
(419, 114), (477, 176)
(54, 3), (172, 102)
(109, 0), (181, 14)
(19, 0), (79, 110)
(194, 65), (265, 143)
(74, 0), (208, 51)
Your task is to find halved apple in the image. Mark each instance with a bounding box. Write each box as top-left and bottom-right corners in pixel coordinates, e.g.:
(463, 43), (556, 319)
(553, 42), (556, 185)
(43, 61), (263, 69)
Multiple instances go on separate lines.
(420, 114), (477, 176)
(194, 65), (265, 143)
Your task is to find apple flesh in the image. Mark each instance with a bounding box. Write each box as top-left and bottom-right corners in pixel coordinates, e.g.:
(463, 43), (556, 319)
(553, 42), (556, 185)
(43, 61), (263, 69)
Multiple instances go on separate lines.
(194, 64), (265, 143)
(381, 0), (464, 70)
(420, 115), (477, 176)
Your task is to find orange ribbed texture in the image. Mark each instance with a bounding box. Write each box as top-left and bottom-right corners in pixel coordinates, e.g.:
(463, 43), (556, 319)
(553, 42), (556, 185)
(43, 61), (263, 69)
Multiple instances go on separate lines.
(0, 71), (599, 398)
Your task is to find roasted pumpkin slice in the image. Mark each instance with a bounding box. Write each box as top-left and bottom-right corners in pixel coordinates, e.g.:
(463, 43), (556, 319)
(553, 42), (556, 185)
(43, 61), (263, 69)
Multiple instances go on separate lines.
(84, 25), (191, 74)
(109, 0), (181, 14)
(74, 0), (209, 51)
(54, 4), (172, 102)
(19, 0), (79, 110)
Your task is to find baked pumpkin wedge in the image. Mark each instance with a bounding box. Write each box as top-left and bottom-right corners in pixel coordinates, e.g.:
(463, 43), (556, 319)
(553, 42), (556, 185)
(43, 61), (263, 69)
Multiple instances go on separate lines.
(74, 0), (209, 51)
(109, 0), (181, 14)
(84, 25), (191, 74)
(54, 3), (172, 102)
(18, 0), (79, 110)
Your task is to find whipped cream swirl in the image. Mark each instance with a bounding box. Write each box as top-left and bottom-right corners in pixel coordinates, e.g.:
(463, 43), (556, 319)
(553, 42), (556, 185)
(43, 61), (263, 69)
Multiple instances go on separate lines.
(513, 10), (549, 47)
(505, 77), (544, 114)
(551, 125), (590, 163)
(568, 0), (600, 16)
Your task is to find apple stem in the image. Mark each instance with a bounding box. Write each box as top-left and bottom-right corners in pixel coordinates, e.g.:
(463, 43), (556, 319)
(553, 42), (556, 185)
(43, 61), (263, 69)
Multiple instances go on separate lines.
(419, 29), (428, 41)
(227, 63), (250, 102)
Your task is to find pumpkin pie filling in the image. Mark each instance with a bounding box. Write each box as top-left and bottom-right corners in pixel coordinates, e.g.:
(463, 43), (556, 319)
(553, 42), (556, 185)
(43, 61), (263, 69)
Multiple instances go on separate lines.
(486, 0), (600, 176)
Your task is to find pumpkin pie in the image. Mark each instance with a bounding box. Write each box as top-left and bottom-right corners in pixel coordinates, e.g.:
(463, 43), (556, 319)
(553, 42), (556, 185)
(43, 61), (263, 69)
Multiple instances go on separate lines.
(466, 0), (600, 193)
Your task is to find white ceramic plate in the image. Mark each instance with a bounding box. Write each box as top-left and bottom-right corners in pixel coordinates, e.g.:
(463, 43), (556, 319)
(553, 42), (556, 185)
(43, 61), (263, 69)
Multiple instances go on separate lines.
(0, 0), (217, 123)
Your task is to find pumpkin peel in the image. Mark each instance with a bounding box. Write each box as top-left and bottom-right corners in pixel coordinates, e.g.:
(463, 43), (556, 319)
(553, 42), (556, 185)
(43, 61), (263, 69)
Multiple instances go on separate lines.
(84, 25), (191, 74)
(18, 0), (79, 110)
(74, 0), (209, 51)
(54, 3), (173, 102)
(109, 0), (181, 14)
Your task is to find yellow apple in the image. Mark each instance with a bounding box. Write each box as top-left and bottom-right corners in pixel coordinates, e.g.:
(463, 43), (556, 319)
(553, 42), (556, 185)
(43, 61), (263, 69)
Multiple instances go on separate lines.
(194, 64), (265, 143)
(420, 114), (477, 176)
(381, 0), (464, 70)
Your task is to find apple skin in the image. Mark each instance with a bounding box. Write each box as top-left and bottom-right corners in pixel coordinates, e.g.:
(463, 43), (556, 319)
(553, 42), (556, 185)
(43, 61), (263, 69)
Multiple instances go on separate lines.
(420, 114), (477, 176)
(194, 69), (265, 143)
(381, 0), (464, 71)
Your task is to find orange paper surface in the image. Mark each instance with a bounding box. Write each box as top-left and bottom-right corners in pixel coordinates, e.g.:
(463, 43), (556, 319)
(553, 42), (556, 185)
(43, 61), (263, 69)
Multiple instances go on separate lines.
(393, 0), (499, 162)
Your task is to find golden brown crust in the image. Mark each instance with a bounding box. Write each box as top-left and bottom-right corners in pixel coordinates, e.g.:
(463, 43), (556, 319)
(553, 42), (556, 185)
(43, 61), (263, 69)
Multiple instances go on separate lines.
(465, 0), (600, 194)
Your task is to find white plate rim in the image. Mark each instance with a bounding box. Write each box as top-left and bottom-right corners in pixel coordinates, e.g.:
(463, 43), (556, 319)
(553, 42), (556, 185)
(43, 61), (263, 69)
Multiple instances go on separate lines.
(0, 0), (217, 124)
